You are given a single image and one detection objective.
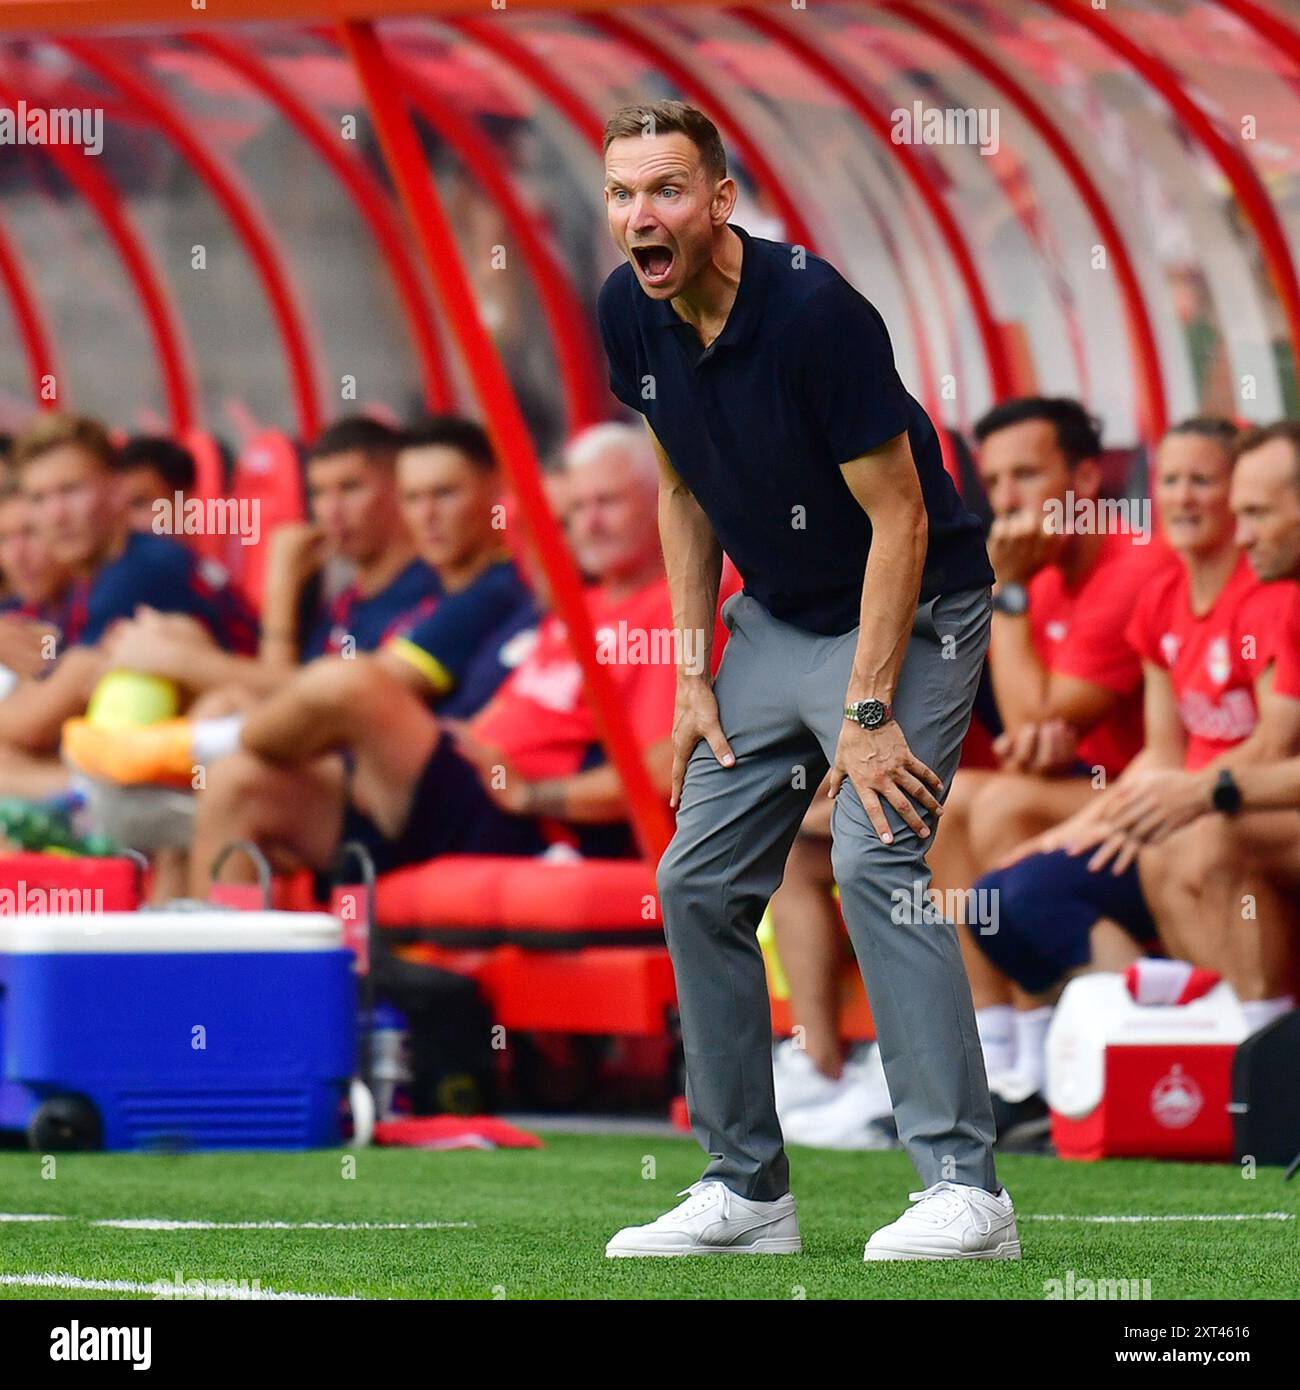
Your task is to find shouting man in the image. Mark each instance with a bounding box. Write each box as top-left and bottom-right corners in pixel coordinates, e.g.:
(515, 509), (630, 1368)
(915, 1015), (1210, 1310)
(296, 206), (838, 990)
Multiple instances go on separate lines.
(597, 101), (1016, 1262)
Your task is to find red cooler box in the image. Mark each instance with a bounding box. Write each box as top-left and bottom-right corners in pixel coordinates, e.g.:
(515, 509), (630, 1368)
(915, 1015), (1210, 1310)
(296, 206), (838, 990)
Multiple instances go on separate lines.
(1047, 974), (1247, 1161)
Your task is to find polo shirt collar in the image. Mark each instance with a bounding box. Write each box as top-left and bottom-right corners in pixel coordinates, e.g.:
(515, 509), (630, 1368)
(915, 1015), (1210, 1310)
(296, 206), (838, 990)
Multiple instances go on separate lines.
(650, 222), (765, 352)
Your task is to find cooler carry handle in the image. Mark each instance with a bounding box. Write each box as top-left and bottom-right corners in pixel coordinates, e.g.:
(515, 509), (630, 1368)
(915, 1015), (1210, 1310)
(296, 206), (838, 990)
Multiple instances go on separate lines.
(208, 838), (273, 910)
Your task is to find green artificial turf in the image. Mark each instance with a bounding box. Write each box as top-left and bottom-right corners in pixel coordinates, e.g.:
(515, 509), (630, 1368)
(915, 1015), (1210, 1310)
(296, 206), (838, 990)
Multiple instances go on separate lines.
(0, 1136), (1295, 1300)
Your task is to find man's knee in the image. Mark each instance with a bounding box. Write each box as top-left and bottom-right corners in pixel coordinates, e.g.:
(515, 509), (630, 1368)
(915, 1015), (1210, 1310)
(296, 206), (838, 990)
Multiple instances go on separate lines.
(967, 772), (1070, 863)
(942, 768), (989, 832)
(656, 831), (706, 917)
(297, 654), (385, 710)
(829, 818), (925, 892)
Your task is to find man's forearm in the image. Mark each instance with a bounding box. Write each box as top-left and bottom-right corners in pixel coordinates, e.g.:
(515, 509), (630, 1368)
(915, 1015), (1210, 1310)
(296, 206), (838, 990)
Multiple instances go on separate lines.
(526, 765), (625, 823)
(659, 479), (723, 685)
(988, 611), (1050, 732)
(844, 506), (926, 705)
(0, 647), (104, 751)
(1235, 757), (1300, 812)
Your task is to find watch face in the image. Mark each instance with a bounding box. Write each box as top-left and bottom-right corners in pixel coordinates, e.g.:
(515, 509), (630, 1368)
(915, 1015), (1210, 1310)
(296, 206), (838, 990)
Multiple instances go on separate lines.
(860, 699), (888, 728)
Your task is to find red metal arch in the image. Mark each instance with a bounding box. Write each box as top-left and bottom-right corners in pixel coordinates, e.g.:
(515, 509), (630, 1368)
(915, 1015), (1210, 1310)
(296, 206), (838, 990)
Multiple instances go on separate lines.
(342, 17), (673, 862)
(455, 13), (960, 471)
(383, 47), (607, 431)
(0, 209), (60, 410)
(189, 33), (453, 412)
(649, 12), (968, 463)
(1212, 0), (1300, 70)
(450, 16), (606, 148)
(844, 12), (1090, 404)
(736, 8), (1015, 401)
(59, 39), (324, 439)
(883, 0), (1169, 442)
(0, 75), (196, 431)
(1031, 0), (1300, 389)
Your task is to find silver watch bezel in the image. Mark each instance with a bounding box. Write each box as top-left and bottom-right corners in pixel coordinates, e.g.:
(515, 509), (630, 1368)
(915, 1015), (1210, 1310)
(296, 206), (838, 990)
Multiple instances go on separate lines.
(844, 698), (891, 730)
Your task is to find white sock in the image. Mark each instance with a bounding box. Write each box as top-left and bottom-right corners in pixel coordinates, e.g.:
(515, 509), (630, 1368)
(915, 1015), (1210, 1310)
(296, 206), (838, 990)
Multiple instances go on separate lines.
(1012, 1006), (1054, 1095)
(191, 715), (246, 765)
(1242, 996), (1295, 1034)
(975, 1005), (1016, 1076)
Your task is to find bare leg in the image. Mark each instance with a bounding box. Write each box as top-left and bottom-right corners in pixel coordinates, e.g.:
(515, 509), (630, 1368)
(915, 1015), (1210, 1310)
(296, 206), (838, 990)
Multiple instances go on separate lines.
(967, 773), (1095, 871)
(240, 657), (440, 834)
(767, 832), (843, 1078)
(188, 750), (346, 896)
(0, 744), (71, 800)
(1155, 813), (1300, 1001)
(149, 847), (190, 906)
(931, 769), (1013, 1009)
(1089, 917), (1145, 972)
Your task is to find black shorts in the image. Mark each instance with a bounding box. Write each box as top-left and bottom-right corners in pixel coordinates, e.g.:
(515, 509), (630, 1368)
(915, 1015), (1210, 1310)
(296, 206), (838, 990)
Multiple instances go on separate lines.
(339, 731), (548, 877)
(971, 848), (1158, 994)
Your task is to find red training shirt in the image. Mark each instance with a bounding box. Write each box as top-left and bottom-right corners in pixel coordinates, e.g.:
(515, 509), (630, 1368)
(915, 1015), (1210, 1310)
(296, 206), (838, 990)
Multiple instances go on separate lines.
(1027, 530), (1176, 778)
(1125, 553), (1291, 769)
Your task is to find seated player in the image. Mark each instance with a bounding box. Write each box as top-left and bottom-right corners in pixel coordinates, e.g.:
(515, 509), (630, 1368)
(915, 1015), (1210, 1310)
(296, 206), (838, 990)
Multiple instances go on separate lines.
(118, 435), (199, 535)
(0, 477), (76, 797)
(969, 419), (1296, 1120)
(1072, 422), (1300, 1024)
(180, 422), (737, 891)
(768, 399), (1174, 1143)
(64, 415), (513, 773)
(92, 416), (442, 703)
(0, 413), (257, 765)
(0, 471), (71, 629)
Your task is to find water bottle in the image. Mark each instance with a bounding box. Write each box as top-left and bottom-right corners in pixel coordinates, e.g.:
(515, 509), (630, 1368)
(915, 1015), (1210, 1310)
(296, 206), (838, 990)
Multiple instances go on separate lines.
(367, 1002), (412, 1121)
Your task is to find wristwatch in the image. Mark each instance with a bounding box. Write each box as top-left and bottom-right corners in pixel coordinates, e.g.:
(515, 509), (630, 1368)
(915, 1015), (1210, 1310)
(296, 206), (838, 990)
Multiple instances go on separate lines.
(992, 582), (1029, 616)
(1211, 768), (1242, 816)
(844, 698), (892, 730)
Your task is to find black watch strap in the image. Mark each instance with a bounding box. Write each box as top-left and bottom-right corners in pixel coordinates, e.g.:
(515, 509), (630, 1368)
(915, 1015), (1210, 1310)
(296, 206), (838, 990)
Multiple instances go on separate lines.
(1211, 768), (1242, 815)
(992, 582), (1029, 616)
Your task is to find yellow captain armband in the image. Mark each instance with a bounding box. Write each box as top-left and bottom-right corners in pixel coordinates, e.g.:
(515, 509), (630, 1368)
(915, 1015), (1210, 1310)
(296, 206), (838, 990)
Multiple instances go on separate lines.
(385, 637), (455, 696)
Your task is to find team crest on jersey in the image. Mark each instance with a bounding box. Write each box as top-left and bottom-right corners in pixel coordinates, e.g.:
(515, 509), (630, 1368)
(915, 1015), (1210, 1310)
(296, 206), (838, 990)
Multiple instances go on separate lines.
(199, 556), (230, 590)
(499, 626), (540, 668)
(1160, 632), (1180, 667)
(1205, 636), (1231, 686)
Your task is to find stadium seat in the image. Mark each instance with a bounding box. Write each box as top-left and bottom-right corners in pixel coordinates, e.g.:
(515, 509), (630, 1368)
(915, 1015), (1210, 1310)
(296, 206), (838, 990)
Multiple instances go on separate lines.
(223, 430), (306, 607)
(369, 855), (673, 1036)
(179, 429), (232, 566)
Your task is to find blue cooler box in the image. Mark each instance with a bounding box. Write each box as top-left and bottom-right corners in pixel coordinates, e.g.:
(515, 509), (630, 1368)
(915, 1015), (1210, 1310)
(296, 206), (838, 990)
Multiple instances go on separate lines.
(0, 910), (357, 1150)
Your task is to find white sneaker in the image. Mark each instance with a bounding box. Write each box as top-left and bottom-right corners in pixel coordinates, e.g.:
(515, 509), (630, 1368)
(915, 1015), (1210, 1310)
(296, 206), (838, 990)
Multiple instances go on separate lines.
(772, 1040), (843, 1115)
(781, 1044), (896, 1149)
(863, 1181), (1020, 1261)
(605, 1181), (802, 1257)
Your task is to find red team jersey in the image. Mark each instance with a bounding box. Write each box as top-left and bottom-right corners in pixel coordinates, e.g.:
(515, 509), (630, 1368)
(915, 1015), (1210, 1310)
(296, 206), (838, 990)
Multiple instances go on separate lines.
(1027, 531), (1175, 778)
(1270, 584), (1300, 702)
(469, 569), (742, 780)
(1125, 553), (1290, 769)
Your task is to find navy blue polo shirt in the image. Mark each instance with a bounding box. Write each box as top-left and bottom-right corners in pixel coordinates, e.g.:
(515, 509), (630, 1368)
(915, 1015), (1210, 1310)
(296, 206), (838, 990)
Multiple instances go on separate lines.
(596, 222), (993, 636)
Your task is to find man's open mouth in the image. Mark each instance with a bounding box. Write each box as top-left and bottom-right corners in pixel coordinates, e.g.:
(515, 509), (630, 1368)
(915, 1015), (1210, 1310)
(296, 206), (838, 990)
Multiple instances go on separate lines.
(631, 244), (674, 285)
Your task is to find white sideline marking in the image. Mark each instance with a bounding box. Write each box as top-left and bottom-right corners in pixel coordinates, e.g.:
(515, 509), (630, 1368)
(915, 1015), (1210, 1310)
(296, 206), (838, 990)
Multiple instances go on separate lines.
(93, 1218), (476, 1231)
(1025, 1212), (1295, 1224)
(0, 1273), (353, 1300)
(0, 1214), (70, 1223)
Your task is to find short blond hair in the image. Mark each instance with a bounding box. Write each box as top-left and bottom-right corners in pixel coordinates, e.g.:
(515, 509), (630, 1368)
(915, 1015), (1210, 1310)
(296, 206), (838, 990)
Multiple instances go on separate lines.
(11, 412), (117, 473)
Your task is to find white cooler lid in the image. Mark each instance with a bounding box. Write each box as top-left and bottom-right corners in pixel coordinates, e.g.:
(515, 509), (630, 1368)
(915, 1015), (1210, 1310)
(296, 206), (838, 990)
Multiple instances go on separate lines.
(0, 910), (343, 954)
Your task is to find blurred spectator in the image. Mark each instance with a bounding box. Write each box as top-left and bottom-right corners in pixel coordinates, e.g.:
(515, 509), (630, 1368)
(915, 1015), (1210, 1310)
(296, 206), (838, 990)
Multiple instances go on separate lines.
(176, 421), (736, 891)
(87, 416), (441, 704)
(119, 435), (198, 534)
(0, 414), (256, 772)
(969, 419), (1297, 1126)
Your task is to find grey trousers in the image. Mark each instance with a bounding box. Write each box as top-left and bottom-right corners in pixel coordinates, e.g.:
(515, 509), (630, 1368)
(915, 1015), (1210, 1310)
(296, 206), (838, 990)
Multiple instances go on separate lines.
(657, 584), (999, 1200)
